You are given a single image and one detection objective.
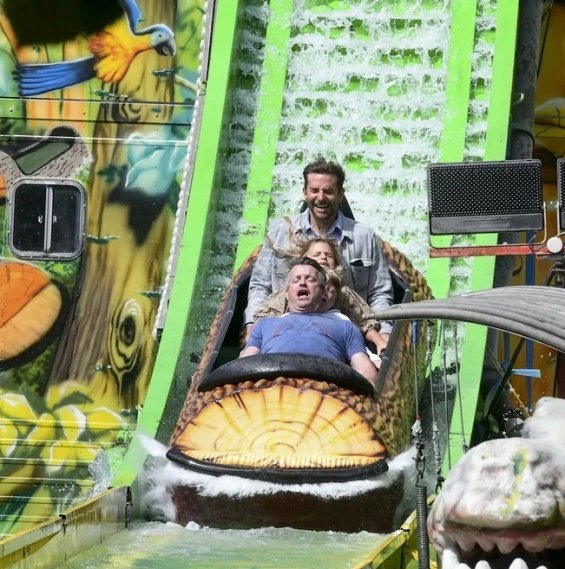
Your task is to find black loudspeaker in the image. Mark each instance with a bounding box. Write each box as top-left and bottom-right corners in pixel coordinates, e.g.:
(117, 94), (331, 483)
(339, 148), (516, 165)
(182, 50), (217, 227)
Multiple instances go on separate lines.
(557, 158), (565, 231)
(427, 159), (543, 235)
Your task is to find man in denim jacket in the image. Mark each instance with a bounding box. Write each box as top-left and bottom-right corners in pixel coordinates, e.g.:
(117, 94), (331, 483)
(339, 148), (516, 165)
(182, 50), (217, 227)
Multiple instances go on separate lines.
(242, 158), (394, 345)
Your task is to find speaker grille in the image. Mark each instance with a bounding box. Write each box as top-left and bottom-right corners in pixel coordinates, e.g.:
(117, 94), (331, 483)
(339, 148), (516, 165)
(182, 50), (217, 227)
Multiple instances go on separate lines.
(557, 158), (565, 230)
(428, 159), (543, 235)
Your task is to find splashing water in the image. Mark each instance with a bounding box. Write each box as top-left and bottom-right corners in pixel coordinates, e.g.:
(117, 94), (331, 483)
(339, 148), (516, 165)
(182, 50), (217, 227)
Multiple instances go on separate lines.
(60, 521), (385, 569)
(135, 434), (416, 523)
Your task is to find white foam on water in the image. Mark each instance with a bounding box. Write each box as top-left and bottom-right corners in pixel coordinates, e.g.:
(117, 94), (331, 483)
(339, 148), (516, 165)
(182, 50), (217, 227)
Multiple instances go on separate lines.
(136, 433), (416, 523)
(60, 519), (386, 569)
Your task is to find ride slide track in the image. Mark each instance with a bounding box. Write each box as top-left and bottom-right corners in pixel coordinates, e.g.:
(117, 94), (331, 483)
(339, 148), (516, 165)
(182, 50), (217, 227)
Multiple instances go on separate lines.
(120, 0), (519, 484)
(0, 0), (521, 566)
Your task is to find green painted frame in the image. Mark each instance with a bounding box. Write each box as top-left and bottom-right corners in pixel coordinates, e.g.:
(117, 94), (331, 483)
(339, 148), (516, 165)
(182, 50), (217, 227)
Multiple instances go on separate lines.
(234, 0), (295, 268)
(432, 0), (521, 469)
(115, 0), (297, 486)
(426, 0), (478, 300)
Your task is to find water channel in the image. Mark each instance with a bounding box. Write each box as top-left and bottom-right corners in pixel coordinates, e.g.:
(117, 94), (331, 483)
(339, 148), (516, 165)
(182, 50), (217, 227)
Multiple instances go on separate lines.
(60, 522), (385, 568)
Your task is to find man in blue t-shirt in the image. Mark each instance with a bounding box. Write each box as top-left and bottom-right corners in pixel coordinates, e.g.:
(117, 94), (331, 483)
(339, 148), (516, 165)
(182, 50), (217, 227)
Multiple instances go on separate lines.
(241, 158), (393, 348)
(240, 257), (377, 385)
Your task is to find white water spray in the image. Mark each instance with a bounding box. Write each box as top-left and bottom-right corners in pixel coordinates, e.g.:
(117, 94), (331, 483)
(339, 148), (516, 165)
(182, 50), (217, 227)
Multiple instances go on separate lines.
(136, 434), (416, 523)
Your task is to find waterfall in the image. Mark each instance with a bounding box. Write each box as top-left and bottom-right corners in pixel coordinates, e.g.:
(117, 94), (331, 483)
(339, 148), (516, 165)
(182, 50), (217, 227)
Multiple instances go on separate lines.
(185, 0), (499, 359)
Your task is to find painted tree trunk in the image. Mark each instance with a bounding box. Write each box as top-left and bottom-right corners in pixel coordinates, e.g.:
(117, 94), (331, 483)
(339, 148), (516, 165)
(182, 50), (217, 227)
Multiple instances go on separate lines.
(48, 1), (178, 410)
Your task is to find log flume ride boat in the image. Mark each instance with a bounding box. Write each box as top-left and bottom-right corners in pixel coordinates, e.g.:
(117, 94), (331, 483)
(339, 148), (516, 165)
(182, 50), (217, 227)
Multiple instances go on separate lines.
(166, 239), (434, 533)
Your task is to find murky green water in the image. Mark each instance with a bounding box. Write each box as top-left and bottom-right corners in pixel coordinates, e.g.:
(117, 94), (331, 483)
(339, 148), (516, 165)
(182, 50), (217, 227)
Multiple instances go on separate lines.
(60, 522), (385, 569)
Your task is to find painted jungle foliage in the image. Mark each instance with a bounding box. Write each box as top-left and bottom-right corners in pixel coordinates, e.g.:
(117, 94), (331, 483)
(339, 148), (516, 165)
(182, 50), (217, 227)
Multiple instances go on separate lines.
(0, 0), (206, 536)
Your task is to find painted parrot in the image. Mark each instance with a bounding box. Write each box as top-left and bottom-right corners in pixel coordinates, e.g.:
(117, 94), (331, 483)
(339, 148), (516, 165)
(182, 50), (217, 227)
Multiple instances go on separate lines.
(13, 0), (176, 97)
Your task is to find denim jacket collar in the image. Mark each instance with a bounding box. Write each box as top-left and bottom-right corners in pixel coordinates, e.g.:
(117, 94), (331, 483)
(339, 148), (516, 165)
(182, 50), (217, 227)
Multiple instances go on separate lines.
(298, 210), (350, 243)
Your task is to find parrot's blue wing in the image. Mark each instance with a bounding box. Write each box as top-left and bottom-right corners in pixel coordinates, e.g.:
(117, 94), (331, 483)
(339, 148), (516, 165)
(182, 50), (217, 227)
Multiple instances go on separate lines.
(119, 0), (142, 32)
(15, 58), (96, 97)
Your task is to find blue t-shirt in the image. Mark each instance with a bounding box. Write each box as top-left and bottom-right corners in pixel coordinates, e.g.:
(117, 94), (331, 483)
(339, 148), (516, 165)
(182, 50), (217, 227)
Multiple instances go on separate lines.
(247, 312), (366, 363)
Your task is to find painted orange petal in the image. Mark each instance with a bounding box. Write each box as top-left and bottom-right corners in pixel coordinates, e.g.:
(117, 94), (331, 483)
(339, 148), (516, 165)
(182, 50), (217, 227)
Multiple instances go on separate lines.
(0, 262), (51, 327)
(0, 262), (64, 364)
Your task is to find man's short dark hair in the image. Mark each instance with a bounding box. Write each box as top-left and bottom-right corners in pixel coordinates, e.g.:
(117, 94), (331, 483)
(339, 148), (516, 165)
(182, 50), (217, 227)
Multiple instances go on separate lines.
(288, 256), (328, 288)
(303, 158), (345, 191)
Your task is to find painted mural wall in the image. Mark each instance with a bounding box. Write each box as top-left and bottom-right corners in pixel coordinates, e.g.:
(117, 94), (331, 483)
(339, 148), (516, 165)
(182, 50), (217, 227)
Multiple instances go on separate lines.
(0, 0), (205, 536)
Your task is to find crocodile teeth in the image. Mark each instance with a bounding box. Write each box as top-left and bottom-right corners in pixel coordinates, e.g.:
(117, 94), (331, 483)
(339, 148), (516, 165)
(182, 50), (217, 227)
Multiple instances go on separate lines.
(475, 536), (496, 552)
(496, 536), (519, 555)
(521, 533), (549, 553)
(441, 546), (551, 569)
(453, 530), (478, 552)
(508, 560), (529, 569)
(441, 548), (466, 569)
